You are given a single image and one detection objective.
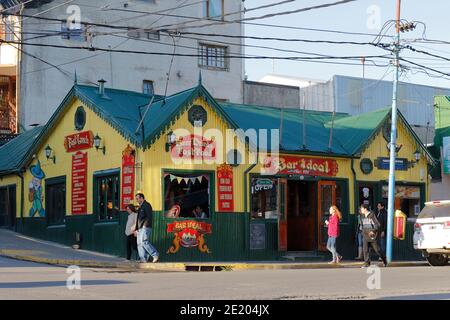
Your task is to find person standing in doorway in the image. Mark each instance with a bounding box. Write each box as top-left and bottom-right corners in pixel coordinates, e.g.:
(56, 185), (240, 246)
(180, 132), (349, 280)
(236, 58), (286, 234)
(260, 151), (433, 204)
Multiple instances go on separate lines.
(125, 204), (138, 261)
(376, 201), (387, 256)
(135, 193), (159, 263)
(360, 204), (387, 268)
(325, 205), (343, 264)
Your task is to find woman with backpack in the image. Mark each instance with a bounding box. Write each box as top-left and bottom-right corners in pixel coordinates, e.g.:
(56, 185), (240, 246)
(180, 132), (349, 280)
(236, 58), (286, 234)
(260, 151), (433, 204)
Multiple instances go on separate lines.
(360, 203), (388, 268)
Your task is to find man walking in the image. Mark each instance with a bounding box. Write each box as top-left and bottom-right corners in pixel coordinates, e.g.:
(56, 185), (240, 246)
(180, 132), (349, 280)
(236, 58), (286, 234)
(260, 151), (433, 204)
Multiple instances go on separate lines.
(135, 193), (159, 263)
(360, 204), (387, 268)
(376, 201), (387, 256)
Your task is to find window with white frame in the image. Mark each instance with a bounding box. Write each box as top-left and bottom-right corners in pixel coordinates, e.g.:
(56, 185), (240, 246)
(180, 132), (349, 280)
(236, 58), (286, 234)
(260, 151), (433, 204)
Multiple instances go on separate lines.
(143, 80), (154, 95)
(199, 43), (228, 70)
(203, 0), (224, 20)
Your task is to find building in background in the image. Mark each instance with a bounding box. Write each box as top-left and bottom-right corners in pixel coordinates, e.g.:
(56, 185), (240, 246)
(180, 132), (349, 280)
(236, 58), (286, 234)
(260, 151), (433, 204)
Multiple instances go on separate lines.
(246, 74), (450, 145)
(0, 11), (19, 143)
(1, 0), (244, 130)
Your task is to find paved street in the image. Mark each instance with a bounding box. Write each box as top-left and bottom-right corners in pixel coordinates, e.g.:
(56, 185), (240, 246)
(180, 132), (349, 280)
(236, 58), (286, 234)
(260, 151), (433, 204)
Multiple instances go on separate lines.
(0, 256), (449, 300)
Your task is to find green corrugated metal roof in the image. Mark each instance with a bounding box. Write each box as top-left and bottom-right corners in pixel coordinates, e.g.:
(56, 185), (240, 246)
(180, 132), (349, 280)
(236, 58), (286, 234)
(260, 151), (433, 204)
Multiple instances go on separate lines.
(0, 126), (44, 175)
(220, 102), (388, 155)
(0, 84), (433, 177)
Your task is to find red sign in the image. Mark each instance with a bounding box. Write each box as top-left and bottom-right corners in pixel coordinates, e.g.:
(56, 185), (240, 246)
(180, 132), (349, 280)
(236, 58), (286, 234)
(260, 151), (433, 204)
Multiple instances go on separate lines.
(72, 151), (87, 215)
(121, 145), (136, 210)
(217, 164), (234, 212)
(262, 155), (339, 176)
(64, 131), (94, 152)
(170, 134), (216, 160)
(166, 220), (212, 254)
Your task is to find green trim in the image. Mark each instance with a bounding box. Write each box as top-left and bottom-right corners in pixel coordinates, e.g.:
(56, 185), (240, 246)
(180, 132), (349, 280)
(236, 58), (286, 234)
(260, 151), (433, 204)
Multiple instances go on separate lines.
(161, 168), (216, 219)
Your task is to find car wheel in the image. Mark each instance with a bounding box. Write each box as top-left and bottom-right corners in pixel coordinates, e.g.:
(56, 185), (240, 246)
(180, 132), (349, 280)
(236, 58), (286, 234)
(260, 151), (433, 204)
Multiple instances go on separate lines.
(427, 254), (448, 266)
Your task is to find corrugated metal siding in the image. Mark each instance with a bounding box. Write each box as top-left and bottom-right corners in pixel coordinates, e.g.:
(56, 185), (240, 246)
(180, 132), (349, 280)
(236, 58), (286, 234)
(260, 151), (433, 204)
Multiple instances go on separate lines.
(333, 75), (450, 127)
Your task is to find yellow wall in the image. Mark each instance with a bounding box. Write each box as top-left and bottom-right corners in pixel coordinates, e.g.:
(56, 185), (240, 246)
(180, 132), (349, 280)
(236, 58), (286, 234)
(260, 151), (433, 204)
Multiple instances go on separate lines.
(143, 97), (252, 212)
(23, 98), (135, 217)
(0, 174), (21, 218)
(356, 120), (428, 185)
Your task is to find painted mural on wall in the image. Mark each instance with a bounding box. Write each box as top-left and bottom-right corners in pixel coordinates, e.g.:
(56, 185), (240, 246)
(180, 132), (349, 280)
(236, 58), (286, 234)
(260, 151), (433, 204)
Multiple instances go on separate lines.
(166, 220), (212, 254)
(28, 160), (46, 217)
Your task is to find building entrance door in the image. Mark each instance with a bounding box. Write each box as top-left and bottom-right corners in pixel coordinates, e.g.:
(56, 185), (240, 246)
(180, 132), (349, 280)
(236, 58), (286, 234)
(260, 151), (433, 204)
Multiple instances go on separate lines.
(318, 181), (336, 251)
(287, 180), (316, 251)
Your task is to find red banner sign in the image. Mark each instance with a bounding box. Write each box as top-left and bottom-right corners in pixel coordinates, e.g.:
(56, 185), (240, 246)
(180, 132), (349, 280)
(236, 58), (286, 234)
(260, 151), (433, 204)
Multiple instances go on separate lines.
(166, 220), (212, 254)
(121, 145), (136, 210)
(170, 134), (216, 160)
(72, 151), (87, 215)
(217, 164), (234, 212)
(262, 155), (339, 176)
(64, 131), (94, 152)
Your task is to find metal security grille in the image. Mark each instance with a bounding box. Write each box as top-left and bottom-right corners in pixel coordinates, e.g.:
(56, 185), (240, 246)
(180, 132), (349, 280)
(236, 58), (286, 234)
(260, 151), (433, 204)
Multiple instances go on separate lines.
(199, 44), (227, 70)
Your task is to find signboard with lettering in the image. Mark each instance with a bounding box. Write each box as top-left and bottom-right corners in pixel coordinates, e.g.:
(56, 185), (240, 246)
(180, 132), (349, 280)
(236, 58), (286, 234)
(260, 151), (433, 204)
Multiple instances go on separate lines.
(217, 164), (234, 212)
(166, 220), (212, 254)
(262, 155), (339, 176)
(170, 134), (216, 160)
(72, 151), (87, 215)
(376, 157), (408, 171)
(64, 131), (94, 152)
(121, 145), (135, 210)
(250, 223), (266, 250)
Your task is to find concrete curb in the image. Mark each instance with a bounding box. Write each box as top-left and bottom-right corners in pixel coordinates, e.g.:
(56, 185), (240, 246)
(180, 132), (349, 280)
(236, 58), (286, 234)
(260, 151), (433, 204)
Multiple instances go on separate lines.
(0, 250), (429, 271)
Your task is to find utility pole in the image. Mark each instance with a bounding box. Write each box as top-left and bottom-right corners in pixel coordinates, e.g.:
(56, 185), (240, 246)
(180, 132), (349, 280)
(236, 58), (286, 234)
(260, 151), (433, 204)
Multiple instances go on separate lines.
(386, 0), (401, 264)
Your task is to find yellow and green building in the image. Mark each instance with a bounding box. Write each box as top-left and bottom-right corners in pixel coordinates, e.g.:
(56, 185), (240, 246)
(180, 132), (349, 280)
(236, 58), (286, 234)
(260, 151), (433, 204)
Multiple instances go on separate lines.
(0, 80), (434, 261)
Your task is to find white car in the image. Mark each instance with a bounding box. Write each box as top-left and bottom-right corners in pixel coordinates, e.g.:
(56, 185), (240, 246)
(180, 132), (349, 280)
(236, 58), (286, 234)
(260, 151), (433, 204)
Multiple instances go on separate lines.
(413, 200), (450, 266)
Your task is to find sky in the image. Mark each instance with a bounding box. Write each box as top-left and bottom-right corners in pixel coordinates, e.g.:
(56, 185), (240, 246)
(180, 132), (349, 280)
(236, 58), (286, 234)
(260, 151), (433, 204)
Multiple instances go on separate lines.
(244, 0), (450, 88)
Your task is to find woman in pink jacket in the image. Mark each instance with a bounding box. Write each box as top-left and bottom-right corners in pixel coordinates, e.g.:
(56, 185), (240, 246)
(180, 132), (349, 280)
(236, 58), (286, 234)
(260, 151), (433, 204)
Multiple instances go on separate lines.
(325, 205), (343, 264)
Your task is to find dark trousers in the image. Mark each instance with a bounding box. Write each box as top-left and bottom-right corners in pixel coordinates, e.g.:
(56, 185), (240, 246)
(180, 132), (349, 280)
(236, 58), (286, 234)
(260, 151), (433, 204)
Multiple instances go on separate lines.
(363, 239), (385, 264)
(126, 235), (138, 260)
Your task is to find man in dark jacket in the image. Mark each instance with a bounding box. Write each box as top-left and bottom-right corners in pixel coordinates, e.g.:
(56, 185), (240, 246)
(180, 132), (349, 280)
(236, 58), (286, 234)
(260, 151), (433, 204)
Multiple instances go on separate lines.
(135, 193), (159, 263)
(360, 204), (387, 268)
(376, 201), (388, 256)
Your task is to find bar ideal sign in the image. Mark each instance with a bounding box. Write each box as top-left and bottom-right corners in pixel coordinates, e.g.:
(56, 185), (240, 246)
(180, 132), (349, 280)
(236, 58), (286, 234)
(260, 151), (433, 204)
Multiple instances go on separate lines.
(262, 155), (339, 176)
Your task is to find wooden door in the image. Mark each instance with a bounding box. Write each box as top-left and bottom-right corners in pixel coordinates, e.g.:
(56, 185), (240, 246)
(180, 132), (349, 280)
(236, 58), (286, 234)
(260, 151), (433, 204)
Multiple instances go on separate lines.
(277, 178), (288, 251)
(318, 181), (336, 251)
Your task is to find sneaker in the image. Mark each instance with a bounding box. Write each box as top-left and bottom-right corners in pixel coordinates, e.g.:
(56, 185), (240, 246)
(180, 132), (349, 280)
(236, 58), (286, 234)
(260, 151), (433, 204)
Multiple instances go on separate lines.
(382, 258), (388, 267)
(152, 256), (159, 263)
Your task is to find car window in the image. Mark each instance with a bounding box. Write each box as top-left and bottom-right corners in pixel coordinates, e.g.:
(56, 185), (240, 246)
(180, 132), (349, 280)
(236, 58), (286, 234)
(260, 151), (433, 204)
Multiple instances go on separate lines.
(418, 205), (450, 219)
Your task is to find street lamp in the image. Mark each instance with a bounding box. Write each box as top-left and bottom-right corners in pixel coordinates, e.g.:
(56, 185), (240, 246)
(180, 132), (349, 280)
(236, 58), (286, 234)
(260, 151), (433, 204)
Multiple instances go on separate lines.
(165, 131), (177, 152)
(44, 145), (56, 164)
(93, 133), (106, 155)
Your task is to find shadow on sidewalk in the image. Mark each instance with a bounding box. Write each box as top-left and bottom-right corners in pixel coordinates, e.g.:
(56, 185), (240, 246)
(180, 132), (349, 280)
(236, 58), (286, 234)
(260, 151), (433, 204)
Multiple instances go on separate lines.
(0, 280), (131, 289)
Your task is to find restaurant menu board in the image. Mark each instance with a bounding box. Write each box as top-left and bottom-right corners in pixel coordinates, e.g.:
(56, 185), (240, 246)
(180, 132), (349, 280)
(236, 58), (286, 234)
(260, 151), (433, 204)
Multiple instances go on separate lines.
(72, 151), (87, 215)
(121, 146), (135, 210)
(250, 223), (266, 250)
(217, 164), (234, 212)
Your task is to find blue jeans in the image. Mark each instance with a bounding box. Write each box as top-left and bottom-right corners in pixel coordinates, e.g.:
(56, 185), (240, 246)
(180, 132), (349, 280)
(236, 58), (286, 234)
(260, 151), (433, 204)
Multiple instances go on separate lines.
(357, 232), (363, 248)
(137, 227), (159, 262)
(327, 236), (340, 262)
(379, 235), (386, 256)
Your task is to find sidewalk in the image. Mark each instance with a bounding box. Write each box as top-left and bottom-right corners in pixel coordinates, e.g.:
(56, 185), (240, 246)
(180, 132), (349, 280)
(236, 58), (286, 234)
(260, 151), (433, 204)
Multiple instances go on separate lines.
(0, 229), (429, 271)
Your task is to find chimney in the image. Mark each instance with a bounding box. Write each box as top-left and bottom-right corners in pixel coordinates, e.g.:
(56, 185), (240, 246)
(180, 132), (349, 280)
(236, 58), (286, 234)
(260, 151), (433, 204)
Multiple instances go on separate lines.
(98, 79), (106, 96)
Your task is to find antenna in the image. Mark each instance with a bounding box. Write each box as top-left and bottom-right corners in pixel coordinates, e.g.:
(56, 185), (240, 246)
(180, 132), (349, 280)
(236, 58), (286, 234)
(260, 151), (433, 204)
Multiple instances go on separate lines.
(163, 32), (180, 105)
(135, 95), (155, 145)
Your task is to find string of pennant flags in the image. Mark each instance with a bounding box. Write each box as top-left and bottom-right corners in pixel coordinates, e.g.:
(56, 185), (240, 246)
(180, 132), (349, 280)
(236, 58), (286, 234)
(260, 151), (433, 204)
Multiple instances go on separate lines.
(168, 174), (208, 185)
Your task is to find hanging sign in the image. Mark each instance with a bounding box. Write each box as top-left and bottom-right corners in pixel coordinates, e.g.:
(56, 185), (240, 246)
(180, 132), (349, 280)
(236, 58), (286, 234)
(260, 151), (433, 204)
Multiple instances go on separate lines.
(121, 145), (136, 210)
(166, 220), (212, 254)
(217, 164), (234, 212)
(64, 130), (94, 152)
(170, 134), (216, 160)
(394, 210), (407, 240)
(376, 157), (408, 171)
(72, 151), (87, 215)
(262, 155), (339, 176)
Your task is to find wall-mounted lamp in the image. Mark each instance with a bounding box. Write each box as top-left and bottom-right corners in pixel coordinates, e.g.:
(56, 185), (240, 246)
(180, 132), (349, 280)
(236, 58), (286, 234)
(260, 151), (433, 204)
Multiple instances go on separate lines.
(44, 145), (56, 163)
(408, 150), (422, 168)
(165, 131), (177, 152)
(93, 133), (106, 155)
